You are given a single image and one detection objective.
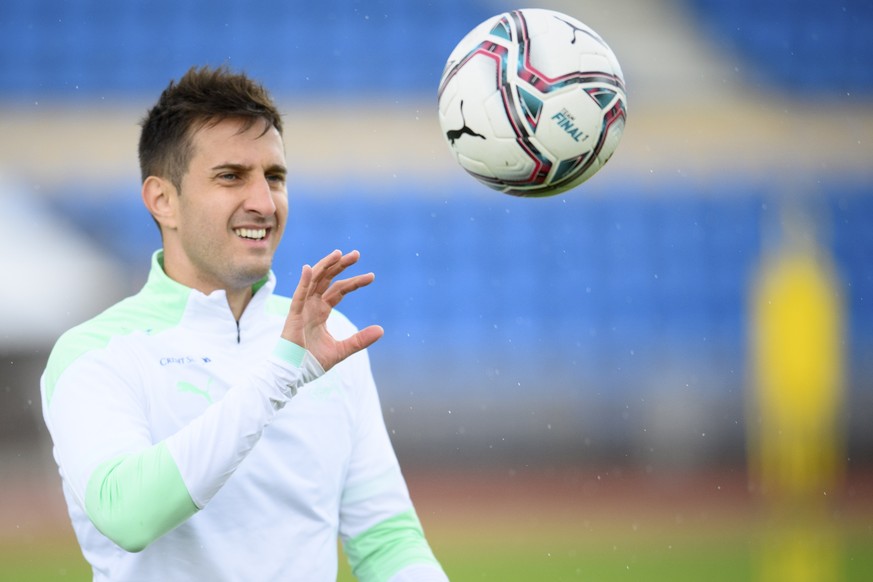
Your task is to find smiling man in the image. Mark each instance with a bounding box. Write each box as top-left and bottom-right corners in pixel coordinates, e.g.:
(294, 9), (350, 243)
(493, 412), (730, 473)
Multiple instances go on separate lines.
(40, 66), (447, 582)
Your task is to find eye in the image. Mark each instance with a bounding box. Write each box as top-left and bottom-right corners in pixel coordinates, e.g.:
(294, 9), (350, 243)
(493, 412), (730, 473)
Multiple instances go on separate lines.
(218, 172), (239, 182)
(267, 173), (286, 185)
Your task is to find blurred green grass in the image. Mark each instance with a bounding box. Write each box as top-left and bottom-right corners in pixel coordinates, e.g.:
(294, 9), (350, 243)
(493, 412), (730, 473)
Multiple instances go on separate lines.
(8, 523), (871, 581)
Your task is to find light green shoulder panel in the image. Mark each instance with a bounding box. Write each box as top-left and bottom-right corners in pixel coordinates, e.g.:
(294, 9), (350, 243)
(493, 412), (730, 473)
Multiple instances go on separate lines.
(265, 294), (292, 318)
(43, 274), (190, 407)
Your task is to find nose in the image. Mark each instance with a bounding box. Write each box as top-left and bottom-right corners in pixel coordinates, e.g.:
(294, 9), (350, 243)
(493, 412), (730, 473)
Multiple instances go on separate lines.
(244, 175), (278, 216)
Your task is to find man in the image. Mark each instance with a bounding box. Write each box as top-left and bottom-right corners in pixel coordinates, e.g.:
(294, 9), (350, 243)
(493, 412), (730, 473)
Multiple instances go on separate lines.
(40, 66), (448, 582)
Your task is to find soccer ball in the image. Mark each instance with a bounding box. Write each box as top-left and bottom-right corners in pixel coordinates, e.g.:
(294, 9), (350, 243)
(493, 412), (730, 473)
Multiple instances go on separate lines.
(437, 8), (627, 197)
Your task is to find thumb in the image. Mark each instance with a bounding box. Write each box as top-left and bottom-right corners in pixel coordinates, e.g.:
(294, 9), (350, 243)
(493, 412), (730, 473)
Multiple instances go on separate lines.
(337, 325), (384, 361)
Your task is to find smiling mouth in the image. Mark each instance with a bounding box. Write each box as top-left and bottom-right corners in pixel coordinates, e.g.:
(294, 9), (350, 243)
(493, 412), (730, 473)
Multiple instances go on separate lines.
(234, 227), (268, 241)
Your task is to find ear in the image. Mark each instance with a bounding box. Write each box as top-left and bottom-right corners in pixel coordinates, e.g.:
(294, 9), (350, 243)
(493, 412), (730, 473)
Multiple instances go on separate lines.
(141, 176), (178, 232)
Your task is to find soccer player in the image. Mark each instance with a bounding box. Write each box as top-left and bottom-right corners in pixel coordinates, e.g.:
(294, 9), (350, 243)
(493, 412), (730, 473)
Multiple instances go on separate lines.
(40, 66), (448, 582)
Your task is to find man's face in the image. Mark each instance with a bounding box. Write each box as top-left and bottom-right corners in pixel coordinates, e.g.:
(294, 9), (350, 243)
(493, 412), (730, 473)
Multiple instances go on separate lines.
(164, 117), (287, 294)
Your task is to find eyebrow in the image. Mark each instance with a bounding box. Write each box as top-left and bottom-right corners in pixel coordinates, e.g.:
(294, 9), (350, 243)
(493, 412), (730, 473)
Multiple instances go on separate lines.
(211, 163), (287, 176)
(265, 164), (287, 177)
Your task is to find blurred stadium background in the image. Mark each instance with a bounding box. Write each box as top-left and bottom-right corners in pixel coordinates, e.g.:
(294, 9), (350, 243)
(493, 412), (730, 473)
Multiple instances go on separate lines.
(1, 0), (871, 580)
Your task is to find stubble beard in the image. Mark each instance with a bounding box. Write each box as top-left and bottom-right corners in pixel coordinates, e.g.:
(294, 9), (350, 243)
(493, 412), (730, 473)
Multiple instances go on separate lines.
(226, 253), (274, 290)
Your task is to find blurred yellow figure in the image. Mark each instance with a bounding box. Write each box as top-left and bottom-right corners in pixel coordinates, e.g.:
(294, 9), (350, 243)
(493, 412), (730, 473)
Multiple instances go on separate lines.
(749, 207), (846, 582)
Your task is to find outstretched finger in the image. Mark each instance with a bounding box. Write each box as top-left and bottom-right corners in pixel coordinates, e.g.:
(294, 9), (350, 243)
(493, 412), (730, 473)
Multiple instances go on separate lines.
(289, 264), (313, 317)
(306, 250), (359, 297)
(322, 272), (376, 308)
(306, 250), (343, 293)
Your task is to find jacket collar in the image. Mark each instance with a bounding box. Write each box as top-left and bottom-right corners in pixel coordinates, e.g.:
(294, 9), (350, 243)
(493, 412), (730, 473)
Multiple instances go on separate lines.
(145, 249), (277, 339)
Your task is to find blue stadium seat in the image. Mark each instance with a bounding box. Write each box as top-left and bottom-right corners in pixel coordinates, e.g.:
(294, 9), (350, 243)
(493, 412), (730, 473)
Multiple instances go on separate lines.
(0, 0), (496, 98)
(689, 0), (873, 96)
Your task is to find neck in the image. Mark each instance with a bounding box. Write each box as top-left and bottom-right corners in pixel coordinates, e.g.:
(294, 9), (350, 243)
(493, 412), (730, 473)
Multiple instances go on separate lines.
(159, 248), (256, 320)
(226, 287), (254, 321)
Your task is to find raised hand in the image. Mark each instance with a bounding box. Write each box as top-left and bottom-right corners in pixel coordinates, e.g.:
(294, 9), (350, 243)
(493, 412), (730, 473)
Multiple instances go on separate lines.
(282, 250), (384, 371)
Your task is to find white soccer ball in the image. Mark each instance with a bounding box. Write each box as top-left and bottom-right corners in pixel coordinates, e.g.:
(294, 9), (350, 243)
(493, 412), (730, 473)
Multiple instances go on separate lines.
(438, 8), (627, 197)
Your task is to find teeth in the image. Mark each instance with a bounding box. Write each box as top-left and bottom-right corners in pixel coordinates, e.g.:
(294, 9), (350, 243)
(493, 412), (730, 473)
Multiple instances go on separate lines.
(235, 228), (267, 240)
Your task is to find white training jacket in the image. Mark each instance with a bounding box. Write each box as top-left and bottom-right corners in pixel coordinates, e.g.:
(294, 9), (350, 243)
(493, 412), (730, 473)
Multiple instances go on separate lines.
(41, 251), (446, 582)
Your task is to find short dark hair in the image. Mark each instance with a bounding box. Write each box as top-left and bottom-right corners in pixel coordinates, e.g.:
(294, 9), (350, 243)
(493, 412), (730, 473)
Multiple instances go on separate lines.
(138, 65), (283, 189)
